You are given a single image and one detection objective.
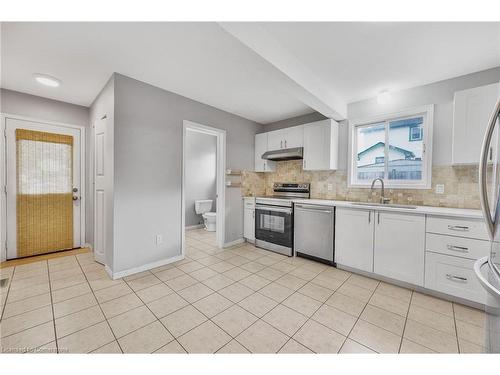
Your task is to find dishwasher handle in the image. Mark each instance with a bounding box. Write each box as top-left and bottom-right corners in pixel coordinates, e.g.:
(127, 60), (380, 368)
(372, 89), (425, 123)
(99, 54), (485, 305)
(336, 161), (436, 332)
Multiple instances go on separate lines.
(295, 204), (334, 214)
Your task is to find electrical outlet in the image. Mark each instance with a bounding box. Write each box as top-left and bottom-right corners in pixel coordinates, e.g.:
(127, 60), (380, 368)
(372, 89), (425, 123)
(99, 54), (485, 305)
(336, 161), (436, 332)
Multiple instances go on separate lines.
(155, 234), (163, 245)
(327, 183), (333, 191)
(435, 184), (445, 194)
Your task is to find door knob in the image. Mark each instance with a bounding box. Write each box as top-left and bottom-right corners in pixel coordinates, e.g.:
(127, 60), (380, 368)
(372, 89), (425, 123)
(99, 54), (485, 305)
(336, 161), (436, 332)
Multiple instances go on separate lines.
(73, 187), (79, 193)
(72, 196), (80, 201)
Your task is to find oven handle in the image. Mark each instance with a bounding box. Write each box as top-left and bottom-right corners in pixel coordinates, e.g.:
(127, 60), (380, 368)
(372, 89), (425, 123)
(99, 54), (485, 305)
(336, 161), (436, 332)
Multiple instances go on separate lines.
(255, 205), (292, 214)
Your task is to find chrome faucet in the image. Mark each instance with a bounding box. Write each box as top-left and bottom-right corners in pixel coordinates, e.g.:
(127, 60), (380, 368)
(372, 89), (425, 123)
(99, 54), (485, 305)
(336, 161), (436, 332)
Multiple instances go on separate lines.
(370, 178), (391, 204)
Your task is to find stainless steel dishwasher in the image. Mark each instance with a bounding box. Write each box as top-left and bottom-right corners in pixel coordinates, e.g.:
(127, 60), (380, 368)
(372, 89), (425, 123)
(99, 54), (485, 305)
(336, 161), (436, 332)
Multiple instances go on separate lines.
(294, 203), (335, 265)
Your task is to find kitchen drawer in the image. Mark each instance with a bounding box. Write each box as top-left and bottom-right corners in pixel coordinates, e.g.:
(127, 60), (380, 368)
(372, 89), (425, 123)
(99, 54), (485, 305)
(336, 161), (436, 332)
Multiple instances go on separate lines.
(243, 197), (255, 209)
(425, 252), (486, 304)
(426, 216), (488, 240)
(426, 233), (490, 260)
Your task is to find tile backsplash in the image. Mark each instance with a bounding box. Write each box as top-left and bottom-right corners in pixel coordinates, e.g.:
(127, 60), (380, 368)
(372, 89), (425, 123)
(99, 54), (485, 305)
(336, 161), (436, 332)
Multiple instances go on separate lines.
(241, 160), (480, 209)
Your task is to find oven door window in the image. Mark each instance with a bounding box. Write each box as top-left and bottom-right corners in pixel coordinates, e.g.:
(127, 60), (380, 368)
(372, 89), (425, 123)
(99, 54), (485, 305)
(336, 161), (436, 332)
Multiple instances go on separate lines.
(260, 214), (285, 233)
(255, 208), (292, 248)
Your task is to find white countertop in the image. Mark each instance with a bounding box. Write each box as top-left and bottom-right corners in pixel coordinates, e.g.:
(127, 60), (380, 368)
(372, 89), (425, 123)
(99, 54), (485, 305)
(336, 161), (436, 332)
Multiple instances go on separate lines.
(293, 199), (483, 219)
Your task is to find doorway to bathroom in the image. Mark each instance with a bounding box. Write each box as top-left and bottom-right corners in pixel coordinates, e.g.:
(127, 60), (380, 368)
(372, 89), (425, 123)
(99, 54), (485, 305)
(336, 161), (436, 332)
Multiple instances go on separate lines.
(182, 121), (226, 255)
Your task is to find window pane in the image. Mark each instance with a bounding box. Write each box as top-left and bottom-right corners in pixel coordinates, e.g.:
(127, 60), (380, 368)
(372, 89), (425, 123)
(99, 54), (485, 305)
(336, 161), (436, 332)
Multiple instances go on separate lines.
(356, 122), (385, 181)
(387, 116), (423, 181)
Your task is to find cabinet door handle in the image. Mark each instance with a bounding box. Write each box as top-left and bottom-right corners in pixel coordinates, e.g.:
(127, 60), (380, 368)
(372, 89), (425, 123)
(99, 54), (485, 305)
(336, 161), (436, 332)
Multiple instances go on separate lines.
(264, 161), (266, 171)
(446, 244), (469, 253)
(368, 211), (371, 223)
(377, 212), (380, 224)
(285, 140), (287, 148)
(446, 274), (468, 283)
(280, 140), (283, 148)
(447, 225), (470, 232)
(303, 159), (306, 169)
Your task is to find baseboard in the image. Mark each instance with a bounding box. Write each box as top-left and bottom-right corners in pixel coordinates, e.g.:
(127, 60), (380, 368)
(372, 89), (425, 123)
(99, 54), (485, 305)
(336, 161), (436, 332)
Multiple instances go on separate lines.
(104, 265), (113, 279)
(107, 254), (185, 280)
(82, 243), (93, 251)
(224, 238), (245, 248)
(186, 224), (204, 230)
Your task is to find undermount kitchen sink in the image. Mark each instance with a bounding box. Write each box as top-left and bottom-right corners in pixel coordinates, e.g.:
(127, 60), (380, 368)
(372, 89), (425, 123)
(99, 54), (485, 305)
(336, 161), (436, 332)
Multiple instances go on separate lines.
(350, 202), (418, 209)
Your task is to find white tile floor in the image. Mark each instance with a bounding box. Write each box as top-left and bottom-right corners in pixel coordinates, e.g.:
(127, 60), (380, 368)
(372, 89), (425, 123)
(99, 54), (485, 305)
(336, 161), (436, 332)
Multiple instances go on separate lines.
(0, 229), (487, 353)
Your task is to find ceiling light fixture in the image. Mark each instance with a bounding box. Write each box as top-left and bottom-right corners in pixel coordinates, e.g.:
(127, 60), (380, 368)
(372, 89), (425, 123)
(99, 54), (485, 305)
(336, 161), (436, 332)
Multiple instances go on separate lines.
(377, 90), (391, 105)
(33, 73), (61, 87)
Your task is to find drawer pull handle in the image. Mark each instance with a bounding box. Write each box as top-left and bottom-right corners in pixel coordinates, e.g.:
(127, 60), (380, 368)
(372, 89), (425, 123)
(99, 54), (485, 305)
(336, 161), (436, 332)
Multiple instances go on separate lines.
(447, 225), (470, 231)
(445, 274), (468, 283)
(446, 244), (469, 253)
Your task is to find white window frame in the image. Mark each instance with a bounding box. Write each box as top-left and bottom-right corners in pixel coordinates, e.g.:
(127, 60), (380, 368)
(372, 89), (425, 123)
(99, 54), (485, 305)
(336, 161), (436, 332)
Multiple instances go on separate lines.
(348, 105), (434, 189)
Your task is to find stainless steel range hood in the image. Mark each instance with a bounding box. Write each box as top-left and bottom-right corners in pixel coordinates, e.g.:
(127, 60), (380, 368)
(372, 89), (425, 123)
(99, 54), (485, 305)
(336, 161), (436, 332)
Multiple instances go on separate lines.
(261, 147), (303, 161)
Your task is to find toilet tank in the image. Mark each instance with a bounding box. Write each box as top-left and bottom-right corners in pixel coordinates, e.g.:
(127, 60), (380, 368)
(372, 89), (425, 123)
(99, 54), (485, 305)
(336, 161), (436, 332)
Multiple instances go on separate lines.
(195, 199), (213, 214)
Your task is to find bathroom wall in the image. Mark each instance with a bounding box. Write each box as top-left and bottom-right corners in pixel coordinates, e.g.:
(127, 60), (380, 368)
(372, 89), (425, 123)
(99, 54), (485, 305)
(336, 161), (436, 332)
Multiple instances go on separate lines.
(185, 130), (217, 227)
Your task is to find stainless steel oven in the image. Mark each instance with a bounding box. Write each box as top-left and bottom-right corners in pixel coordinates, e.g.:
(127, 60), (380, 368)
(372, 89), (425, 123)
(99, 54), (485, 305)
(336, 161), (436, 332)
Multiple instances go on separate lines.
(255, 204), (293, 256)
(254, 183), (310, 257)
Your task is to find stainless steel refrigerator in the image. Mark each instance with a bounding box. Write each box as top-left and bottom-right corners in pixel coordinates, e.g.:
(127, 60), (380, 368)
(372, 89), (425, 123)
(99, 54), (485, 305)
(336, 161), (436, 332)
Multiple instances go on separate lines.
(476, 97), (500, 353)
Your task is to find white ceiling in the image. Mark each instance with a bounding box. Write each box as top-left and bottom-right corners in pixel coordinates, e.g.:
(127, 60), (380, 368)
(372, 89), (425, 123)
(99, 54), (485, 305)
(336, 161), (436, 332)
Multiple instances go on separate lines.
(1, 22), (313, 124)
(260, 22), (500, 103)
(2, 22), (500, 124)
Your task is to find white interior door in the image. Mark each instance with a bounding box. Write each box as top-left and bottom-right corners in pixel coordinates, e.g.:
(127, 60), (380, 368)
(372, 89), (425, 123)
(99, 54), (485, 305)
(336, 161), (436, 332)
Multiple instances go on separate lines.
(93, 117), (108, 264)
(5, 118), (82, 259)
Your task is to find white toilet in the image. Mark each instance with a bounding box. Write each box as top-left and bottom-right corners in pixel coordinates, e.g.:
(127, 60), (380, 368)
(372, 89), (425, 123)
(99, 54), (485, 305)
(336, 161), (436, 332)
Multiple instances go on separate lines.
(195, 199), (216, 232)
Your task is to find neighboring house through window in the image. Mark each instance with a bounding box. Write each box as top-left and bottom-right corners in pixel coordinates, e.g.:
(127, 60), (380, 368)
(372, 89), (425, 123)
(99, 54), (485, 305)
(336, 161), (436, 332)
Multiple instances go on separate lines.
(349, 105), (434, 189)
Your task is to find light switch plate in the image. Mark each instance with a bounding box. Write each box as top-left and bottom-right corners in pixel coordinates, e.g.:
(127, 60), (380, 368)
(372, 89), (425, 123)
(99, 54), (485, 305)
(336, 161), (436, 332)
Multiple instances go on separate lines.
(435, 184), (445, 194)
(327, 184), (333, 191)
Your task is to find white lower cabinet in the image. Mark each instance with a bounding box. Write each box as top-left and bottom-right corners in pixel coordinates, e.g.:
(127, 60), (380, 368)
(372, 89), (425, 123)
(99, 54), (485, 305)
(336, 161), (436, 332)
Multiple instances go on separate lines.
(243, 198), (255, 242)
(425, 252), (486, 304)
(334, 208), (485, 305)
(373, 212), (425, 286)
(335, 207), (374, 272)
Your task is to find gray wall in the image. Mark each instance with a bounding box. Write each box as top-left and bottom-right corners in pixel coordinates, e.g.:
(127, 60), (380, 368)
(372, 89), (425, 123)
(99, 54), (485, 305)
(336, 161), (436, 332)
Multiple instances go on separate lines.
(113, 74), (260, 273)
(260, 112), (326, 133)
(89, 76), (115, 268)
(0, 88), (93, 243)
(185, 130), (217, 227)
(348, 67), (500, 167)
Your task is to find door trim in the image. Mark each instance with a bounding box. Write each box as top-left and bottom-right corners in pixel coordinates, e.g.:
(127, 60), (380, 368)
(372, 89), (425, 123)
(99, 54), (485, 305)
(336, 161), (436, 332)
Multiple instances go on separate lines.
(182, 120), (226, 257)
(1, 113), (86, 262)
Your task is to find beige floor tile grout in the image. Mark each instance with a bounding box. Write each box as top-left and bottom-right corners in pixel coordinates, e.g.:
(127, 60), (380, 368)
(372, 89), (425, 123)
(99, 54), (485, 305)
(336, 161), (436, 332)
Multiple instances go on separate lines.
(74, 255), (124, 354)
(336, 273), (380, 353)
(275, 267), (355, 353)
(452, 302), (462, 353)
(121, 273), (193, 353)
(1, 230), (488, 354)
(397, 290), (414, 353)
(46, 259), (59, 353)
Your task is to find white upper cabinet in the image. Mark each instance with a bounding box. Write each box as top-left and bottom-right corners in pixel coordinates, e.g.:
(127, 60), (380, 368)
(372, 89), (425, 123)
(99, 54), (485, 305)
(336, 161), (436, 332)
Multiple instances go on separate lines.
(283, 125), (304, 149)
(452, 82), (499, 165)
(373, 211), (425, 286)
(303, 119), (339, 170)
(266, 125), (304, 150)
(254, 133), (276, 172)
(267, 129), (285, 150)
